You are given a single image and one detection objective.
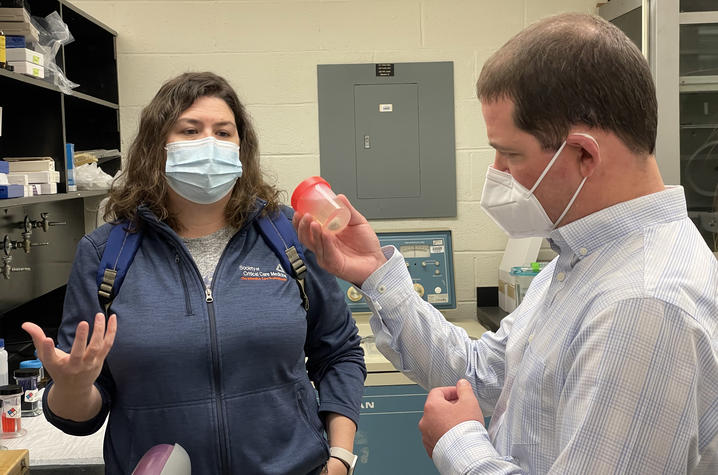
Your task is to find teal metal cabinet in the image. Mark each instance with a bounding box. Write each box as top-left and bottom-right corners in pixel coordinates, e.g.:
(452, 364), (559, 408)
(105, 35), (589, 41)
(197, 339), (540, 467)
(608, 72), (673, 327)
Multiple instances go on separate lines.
(355, 384), (438, 474)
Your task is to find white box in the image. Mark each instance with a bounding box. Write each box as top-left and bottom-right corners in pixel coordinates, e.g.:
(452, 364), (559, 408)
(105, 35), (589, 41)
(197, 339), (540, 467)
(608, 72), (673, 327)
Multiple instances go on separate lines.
(0, 8), (31, 23)
(0, 21), (38, 42)
(30, 183), (57, 195)
(8, 160), (54, 172)
(23, 185), (32, 197)
(5, 48), (43, 66)
(8, 61), (44, 79)
(8, 171), (59, 184)
(6, 174), (28, 185)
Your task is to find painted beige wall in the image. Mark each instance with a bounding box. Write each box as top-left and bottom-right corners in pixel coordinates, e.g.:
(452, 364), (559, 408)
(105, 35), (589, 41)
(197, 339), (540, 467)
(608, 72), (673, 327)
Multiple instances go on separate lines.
(73, 0), (598, 320)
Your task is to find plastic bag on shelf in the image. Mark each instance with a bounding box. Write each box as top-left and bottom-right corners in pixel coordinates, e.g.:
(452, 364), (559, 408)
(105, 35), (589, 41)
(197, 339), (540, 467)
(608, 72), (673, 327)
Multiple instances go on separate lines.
(75, 162), (114, 190)
(30, 11), (78, 94)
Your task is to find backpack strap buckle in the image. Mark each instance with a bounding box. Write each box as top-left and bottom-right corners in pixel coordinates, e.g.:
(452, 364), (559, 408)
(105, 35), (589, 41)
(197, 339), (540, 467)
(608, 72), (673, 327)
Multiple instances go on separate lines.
(285, 246), (309, 311)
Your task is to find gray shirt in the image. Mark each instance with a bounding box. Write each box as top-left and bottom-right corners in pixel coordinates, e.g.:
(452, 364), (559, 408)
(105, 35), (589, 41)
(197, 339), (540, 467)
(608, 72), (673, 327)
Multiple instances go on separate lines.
(182, 226), (237, 287)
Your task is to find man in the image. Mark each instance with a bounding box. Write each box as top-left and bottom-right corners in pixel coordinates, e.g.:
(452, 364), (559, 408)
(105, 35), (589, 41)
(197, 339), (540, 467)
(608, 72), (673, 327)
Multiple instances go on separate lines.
(294, 13), (718, 474)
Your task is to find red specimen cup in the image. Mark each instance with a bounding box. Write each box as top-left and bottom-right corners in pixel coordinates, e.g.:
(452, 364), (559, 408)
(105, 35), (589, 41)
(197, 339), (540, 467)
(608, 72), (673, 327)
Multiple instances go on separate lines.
(291, 176), (350, 233)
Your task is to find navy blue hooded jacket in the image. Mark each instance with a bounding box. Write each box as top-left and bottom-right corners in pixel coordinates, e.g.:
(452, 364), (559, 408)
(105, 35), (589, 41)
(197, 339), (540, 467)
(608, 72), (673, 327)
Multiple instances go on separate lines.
(43, 203), (366, 474)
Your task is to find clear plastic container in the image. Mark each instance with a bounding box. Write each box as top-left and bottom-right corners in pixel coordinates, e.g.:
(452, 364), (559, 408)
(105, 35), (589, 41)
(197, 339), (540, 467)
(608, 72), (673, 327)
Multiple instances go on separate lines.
(509, 262), (548, 306)
(0, 339), (7, 387)
(291, 176), (350, 232)
(14, 368), (41, 417)
(0, 385), (25, 438)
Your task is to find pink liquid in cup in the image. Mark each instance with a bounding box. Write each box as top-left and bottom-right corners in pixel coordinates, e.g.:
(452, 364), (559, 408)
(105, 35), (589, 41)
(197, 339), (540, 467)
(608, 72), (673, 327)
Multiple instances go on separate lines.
(292, 177), (350, 232)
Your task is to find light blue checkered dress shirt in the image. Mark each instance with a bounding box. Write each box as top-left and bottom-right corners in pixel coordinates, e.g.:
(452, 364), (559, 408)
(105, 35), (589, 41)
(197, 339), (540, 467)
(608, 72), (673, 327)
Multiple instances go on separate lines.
(362, 187), (718, 474)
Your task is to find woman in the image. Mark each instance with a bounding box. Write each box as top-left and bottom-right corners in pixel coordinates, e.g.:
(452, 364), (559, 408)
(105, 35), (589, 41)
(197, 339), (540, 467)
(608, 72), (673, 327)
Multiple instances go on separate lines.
(23, 72), (366, 475)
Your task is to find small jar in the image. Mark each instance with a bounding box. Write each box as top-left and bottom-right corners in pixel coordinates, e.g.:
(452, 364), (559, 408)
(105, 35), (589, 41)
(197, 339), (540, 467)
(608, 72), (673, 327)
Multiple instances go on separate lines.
(291, 176), (350, 232)
(19, 359), (45, 388)
(0, 385), (24, 438)
(14, 368), (41, 417)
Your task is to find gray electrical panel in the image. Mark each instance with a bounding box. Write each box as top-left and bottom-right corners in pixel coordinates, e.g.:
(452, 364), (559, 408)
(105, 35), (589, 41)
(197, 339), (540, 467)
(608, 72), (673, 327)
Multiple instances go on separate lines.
(317, 62), (456, 219)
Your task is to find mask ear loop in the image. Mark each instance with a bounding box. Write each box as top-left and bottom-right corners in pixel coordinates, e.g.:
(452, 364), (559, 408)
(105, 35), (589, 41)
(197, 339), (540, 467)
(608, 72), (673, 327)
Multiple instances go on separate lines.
(552, 133), (599, 227)
(553, 176), (587, 227)
(528, 141), (568, 195)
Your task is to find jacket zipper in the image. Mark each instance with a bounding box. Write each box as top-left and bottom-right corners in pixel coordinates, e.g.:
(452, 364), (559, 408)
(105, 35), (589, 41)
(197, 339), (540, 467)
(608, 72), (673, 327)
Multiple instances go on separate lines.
(204, 292), (227, 473)
(173, 246), (228, 472)
(145, 210), (258, 473)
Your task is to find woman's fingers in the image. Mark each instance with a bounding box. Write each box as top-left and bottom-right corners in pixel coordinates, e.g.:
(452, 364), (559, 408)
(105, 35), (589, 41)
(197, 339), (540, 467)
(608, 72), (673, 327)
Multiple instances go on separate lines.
(101, 314), (118, 358)
(84, 313), (118, 363)
(85, 313), (106, 358)
(69, 320), (90, 365)
(21, 322), (55, 363)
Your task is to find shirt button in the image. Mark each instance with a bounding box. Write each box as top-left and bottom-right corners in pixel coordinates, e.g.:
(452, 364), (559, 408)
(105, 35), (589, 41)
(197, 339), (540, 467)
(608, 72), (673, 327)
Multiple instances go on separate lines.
(579, 247), (588, 256)
(378, 285), (386, 293)
(556, 272), (566, 282)
(528, 334), (534, 342)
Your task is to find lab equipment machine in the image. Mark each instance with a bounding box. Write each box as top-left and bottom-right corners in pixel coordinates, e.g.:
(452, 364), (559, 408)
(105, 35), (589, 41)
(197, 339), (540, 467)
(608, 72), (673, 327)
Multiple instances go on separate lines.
(337, 230), (456, 312)
(349, 230), (461, 474)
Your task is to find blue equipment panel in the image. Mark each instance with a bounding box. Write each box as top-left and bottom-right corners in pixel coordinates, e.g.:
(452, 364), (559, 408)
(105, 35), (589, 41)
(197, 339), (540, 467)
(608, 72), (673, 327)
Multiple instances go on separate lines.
(337, 230), (455, 312)
(355, 384), (438, 474)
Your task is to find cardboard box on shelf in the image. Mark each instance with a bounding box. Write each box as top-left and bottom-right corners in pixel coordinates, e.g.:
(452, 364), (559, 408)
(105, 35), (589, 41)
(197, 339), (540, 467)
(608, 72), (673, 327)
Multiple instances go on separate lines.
(7, 170), (59, 184)
(6, 173), (27, 185)
(0, 6), (29, 22)
(8, 60), (43, 78)
(0, 184), (23, 199)
(7, 159), (54, 172)
(30, 182), (57, 195)
(5, 47), (42, 66)
(4, 35), (24, 48)
(0, 19), (38, 43)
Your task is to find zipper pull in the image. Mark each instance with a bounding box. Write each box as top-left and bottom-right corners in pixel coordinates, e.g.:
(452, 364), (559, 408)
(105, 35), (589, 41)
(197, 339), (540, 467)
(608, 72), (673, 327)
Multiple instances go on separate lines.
(205, 287), (214, 303)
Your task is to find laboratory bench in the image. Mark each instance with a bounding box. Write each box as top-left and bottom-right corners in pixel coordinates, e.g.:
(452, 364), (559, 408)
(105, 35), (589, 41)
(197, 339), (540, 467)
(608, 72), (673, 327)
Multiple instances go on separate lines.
(0, 390), (104, 474)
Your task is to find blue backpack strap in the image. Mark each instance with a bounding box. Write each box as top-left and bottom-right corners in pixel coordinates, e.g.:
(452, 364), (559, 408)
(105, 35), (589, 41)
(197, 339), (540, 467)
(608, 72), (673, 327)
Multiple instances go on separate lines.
(96, 222), (143, 315)
(256, 212), (309, 311)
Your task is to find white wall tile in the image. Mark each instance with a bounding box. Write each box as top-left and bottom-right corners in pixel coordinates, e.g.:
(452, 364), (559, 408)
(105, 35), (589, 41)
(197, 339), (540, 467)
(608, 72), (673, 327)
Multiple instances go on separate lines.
(318, 1), (422, 50)
(455, 98), (488, 150)
(422, 0), (525, 50)
(248, 104), (318, 155)
(525, 0), (598, 25)
(473, 252), (504, 287)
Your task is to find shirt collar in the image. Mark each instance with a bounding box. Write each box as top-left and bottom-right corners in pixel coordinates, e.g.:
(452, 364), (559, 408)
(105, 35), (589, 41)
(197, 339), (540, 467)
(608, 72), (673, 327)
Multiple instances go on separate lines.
(548, 186), (687, 258)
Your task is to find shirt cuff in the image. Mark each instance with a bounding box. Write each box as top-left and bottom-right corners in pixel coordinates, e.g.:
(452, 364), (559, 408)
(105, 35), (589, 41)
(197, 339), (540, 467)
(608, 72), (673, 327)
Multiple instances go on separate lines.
(361, 246), (416, 312)
(361, 245), (397, 291)
(433, 420), (502, 474)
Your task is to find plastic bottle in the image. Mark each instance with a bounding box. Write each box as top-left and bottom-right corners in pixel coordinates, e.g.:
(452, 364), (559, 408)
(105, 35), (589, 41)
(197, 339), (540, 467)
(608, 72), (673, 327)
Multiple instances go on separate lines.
(0, 339), (7, 386)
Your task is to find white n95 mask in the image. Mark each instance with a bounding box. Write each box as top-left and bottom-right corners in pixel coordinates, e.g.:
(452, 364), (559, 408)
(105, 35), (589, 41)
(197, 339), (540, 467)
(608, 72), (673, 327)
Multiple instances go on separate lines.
(480, 134), (597, 238)
(165, 136), (242, 204)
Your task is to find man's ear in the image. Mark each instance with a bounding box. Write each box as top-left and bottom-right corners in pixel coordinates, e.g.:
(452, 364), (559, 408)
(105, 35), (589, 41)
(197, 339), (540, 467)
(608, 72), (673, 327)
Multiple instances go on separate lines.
(567, 132), (600, 178)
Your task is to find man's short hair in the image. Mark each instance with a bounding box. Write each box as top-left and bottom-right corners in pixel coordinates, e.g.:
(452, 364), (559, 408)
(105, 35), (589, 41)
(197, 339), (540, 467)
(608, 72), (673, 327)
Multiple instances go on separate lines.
(477, 13), (657, 155)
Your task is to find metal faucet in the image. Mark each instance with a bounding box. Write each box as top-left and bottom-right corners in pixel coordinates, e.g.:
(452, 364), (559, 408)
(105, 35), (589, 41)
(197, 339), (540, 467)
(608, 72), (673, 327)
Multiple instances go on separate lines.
(1, 236), (31, 279)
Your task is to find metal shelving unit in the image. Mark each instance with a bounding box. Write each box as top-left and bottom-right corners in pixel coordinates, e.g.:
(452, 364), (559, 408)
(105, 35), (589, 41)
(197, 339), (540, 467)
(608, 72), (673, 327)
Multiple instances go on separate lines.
(0, 0), (119, 325)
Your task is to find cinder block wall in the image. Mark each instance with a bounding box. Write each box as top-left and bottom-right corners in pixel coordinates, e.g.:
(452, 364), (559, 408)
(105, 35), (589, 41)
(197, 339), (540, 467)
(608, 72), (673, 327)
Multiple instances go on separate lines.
(74, 0), (598, 320)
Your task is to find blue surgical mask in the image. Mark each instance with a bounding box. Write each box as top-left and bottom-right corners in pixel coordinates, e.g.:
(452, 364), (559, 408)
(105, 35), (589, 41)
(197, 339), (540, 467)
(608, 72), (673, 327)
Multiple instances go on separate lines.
(165, 136), (242, 204)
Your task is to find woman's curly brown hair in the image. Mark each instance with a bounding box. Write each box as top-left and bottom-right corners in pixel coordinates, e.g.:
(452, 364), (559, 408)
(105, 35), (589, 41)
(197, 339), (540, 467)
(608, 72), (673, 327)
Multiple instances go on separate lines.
(105, 71), (281, 231)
